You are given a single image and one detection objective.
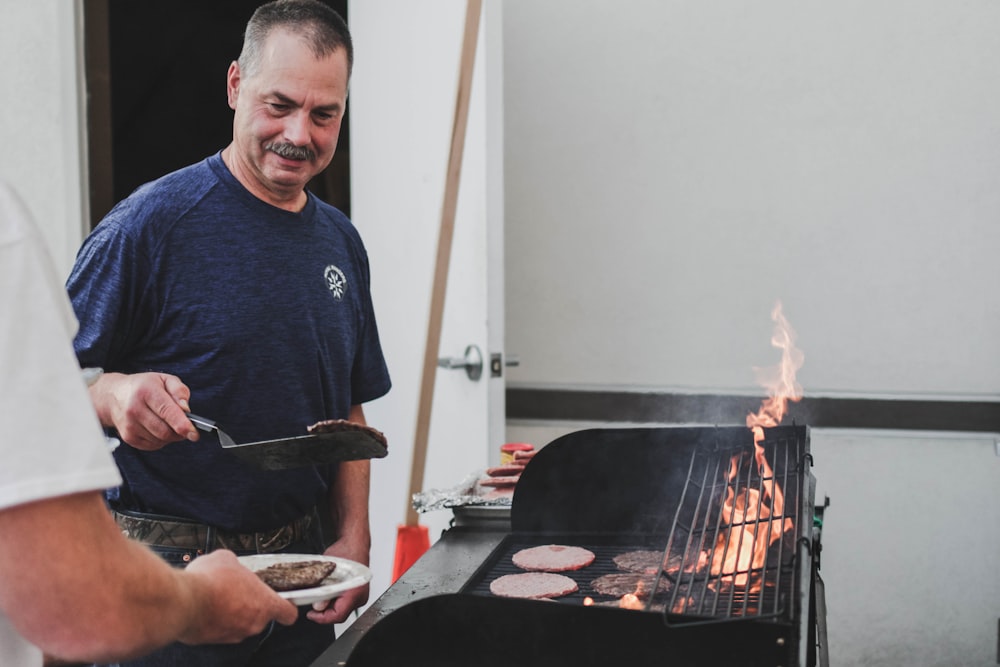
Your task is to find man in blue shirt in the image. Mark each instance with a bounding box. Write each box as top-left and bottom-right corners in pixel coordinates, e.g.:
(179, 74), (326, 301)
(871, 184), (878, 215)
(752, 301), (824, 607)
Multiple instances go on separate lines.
(66, 2), (390, 665)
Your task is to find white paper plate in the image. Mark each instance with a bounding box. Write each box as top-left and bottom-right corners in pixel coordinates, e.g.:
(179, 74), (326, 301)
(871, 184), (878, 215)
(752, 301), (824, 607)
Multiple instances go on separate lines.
(238, 553), (371, 606)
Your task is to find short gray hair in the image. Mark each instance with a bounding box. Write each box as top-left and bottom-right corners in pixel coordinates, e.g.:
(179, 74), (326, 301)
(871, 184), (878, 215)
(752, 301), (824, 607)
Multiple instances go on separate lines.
(238, 0), (353, 78)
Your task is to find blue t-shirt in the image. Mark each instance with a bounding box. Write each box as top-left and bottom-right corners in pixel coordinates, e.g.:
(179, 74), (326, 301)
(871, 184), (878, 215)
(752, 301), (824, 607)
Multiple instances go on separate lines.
(67, 153), (391, 532)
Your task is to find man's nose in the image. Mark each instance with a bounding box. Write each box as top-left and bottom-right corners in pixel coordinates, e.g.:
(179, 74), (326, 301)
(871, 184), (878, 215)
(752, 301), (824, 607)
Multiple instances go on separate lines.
(283, 112), (312, 148)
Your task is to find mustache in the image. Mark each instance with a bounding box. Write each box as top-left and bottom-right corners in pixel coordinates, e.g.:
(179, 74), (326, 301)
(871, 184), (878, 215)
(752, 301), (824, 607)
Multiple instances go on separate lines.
(265, 142), (315, 161)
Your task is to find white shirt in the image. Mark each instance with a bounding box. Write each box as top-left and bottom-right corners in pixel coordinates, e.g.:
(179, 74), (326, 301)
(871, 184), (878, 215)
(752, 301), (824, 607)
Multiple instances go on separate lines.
(0, 183), (122, 666)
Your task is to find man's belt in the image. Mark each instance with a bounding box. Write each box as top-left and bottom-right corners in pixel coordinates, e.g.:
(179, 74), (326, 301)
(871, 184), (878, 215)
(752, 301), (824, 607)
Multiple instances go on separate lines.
(113, 508), (318, 556)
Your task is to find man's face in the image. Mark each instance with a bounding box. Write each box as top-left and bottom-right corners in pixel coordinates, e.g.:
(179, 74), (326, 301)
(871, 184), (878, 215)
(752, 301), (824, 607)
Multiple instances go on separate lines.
(226, 28), (348, 207)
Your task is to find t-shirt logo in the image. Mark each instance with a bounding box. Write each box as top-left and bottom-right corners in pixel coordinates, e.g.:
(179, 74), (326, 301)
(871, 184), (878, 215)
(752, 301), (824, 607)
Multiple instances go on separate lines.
(324, 265), (347, 300)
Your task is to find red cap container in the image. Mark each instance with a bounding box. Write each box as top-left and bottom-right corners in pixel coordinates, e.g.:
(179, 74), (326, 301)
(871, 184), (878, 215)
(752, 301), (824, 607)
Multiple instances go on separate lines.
(500, 442), (534, 464)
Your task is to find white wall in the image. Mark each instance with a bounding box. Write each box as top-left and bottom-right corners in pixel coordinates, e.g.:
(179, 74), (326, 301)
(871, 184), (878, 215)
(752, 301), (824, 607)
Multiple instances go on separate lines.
(502, 2), (1000, 665)
(813, 430), (1000, 667)
(0, 0), (88, 274)
(503, 0), (1000, 400)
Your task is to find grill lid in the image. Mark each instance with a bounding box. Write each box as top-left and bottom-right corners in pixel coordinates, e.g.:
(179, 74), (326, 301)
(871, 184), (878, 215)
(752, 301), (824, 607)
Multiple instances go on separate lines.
(511, 425), (809, 532)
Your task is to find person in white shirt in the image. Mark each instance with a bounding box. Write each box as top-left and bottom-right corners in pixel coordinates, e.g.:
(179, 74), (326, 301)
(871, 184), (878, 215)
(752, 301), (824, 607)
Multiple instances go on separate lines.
(0, 182), (299, 667)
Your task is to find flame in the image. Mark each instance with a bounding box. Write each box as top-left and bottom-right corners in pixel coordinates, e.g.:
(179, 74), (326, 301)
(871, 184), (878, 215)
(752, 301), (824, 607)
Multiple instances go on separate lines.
(746, 300), (804, 435)
(671, 595), (698, 615)
(618, 580), (647, 610)
(619, 593), (644, 610)
(583, 597), (594, 606)
(710, 301), (803, 592)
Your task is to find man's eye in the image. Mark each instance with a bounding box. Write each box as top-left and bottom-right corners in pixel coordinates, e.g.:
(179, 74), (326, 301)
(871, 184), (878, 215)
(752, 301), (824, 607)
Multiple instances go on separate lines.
(269, 103), (289, 113)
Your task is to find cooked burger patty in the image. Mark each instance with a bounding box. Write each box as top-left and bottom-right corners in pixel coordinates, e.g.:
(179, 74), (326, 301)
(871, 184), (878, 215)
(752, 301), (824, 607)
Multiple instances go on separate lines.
(590, 572), (668, 598)
(612, 549), (665, 574)
(511, 544), (595, 572)
(489, 572), (578, 599)
(255, 560), (337, 592)
(307, 419), (387, 446)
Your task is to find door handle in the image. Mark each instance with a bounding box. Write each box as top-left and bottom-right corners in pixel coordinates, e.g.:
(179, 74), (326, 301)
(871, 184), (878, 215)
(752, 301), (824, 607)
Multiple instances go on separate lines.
(438, 344), (483, 381)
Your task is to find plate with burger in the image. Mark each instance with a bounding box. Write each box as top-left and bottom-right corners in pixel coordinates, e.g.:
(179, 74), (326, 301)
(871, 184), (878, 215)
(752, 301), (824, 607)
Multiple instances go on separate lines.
(239, 554), (372, 606)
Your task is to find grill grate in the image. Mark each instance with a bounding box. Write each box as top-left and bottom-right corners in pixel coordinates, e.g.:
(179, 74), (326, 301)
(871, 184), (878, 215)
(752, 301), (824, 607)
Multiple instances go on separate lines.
(463, 535), (668, 606)
(654, 430), (802, 620)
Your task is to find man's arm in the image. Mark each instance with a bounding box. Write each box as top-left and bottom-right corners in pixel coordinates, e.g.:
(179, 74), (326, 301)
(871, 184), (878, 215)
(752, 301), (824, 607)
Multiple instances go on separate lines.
(309, 404), (372, 624)
(0, 491), (298, 663)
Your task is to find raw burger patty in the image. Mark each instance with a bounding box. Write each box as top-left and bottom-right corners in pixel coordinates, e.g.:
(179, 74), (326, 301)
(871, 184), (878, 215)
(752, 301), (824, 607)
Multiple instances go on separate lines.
(613, 550), (664, 574)
(512, 544), (595, 572)
(486, 464), (525, 477)
(590, 572), (668, 598)
(490, 572), (578, 599)
(479, 475), (520, 487)
(255, 560), (337, 592)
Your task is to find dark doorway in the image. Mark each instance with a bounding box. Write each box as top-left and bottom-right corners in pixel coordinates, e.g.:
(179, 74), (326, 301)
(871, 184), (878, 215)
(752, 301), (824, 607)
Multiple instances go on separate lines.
(83, 0), (350, 227)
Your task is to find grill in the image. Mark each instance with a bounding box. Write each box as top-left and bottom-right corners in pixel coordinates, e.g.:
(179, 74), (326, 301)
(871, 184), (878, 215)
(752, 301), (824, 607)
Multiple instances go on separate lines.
(343, 425), (826, 667)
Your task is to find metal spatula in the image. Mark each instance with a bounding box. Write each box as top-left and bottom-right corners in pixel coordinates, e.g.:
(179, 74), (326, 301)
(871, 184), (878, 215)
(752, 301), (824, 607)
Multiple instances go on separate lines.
(186, 413), (388, 470)
(187, 414), (238, 447)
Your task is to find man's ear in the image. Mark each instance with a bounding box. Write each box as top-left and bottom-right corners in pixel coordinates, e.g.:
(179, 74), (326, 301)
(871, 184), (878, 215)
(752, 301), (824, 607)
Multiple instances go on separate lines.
(226, 61), (241, 110)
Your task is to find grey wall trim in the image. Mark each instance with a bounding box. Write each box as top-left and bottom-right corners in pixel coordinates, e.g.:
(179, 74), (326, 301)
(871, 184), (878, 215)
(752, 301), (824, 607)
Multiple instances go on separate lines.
(506, 388), (1000, 433)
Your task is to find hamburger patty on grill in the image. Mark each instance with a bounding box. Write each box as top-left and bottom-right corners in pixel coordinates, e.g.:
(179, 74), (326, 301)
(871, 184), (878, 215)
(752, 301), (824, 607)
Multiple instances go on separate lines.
(612, 549), (664, 574)
(490, 572), (578, 599)
(511, 544), (595, 572)
(590, 572), (668, 598)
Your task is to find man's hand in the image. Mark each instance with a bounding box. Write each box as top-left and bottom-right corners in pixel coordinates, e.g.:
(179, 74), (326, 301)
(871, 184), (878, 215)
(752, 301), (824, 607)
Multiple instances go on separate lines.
(306, 536), (370, 624)
(88, 371), (199, 450)
(179, 550), (299, 645)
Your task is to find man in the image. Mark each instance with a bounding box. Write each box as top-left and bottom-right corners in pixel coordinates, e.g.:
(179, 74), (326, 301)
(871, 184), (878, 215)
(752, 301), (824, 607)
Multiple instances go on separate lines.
(66, 1), (391, 665)
(0, 182), (299, 666)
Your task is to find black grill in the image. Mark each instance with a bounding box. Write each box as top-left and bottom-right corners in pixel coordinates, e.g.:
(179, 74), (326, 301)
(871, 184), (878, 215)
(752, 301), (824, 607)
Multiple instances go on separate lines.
(343, 425), (825, 667)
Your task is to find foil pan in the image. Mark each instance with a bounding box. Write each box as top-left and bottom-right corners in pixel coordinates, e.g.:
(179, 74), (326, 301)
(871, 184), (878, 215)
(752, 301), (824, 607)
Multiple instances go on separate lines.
(412, 472), (513, 513)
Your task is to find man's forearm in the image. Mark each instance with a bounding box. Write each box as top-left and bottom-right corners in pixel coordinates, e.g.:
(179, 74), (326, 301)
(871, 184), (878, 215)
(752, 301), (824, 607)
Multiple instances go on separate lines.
(327, 405), (373, 551)
(328, 459), (371, 554)
(0, 492), (200, 662)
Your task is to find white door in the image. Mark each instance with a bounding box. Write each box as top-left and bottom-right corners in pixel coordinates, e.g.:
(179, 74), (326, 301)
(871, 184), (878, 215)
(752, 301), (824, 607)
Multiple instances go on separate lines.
(347, 0), (506, 608)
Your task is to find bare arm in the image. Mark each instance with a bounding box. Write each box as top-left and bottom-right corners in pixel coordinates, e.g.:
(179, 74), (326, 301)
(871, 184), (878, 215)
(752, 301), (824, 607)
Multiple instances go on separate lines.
(308, 404), (372, 624)
(0, 491), (298, 663)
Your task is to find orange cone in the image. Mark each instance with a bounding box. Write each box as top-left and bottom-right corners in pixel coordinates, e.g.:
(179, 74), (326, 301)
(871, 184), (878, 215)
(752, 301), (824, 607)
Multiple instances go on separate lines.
(392, 524), (430, 582)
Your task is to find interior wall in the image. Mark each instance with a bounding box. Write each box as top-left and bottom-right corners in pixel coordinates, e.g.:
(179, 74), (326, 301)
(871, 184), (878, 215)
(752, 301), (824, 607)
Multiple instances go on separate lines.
(502, 0), (1000, 400)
